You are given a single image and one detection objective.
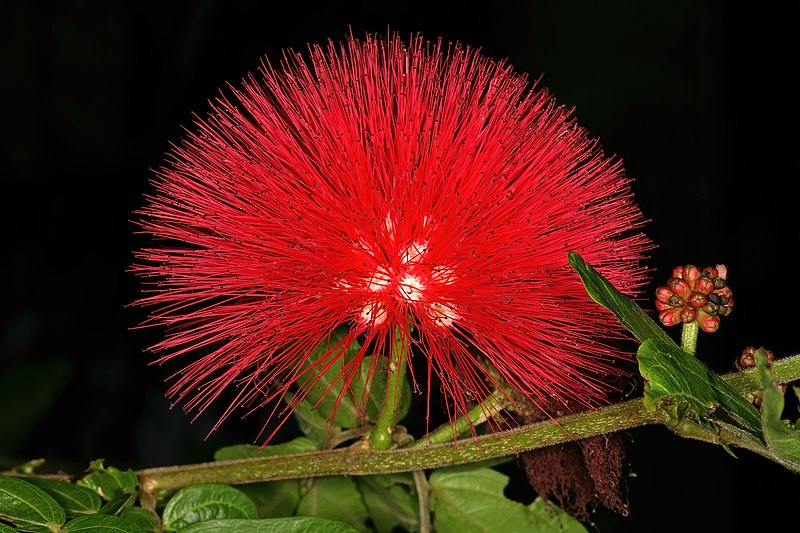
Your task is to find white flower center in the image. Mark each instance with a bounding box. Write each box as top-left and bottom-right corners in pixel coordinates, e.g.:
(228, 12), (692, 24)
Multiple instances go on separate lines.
(349, 216), (458, 328)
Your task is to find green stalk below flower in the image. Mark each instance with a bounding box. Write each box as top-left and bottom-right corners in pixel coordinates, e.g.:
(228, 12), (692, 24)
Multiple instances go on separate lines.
(369, 323), (410, 450)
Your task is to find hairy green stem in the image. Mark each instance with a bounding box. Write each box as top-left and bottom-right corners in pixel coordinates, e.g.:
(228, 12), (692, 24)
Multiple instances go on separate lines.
(370, 324), (409, 450)
(139, 396), (662, 501)
(681, 321), (699, 355)
(137, 353), (800, 503)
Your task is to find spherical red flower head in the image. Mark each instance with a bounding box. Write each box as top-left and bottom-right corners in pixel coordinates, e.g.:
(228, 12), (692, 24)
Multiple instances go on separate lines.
(132, 33), (653, 443)
(655, 264), (733, 332)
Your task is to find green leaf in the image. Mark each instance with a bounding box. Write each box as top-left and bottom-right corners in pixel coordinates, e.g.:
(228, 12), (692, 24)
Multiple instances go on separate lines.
(77, 465), (138, 502)
(63, 514), (144, 532)
(428, 465), (588, 533)
(291, 402), (334, 448)
(0, 475), (66, 532)
(119, 507), (159, 533)
(299, 327), (362, 428)
(637, 337), (762, 435)
(161, 483), (257, 531)
(213, 438), (317, 518)
(296, 477), (368, 532)
(22, 478), (101, 517)
(355, 474), (418, 533)
(756, 350), (800, 468)
(97, 493), (136, 517)
(234, 481), (301, 519)
(0, 523), (19, 532)
(179, 517), (360, 533)
(568, 252), (673, 344)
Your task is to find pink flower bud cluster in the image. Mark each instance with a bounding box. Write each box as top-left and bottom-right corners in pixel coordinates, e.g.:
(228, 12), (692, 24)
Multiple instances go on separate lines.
(655, 264), (733, 332)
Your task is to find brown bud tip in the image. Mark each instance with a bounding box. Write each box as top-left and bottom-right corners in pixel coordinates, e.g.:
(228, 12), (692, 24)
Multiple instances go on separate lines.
(701, 266), (717, 279)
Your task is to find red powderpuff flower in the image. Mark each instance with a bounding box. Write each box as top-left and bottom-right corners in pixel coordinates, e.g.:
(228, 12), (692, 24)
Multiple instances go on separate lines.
(131, 32), (653, 444)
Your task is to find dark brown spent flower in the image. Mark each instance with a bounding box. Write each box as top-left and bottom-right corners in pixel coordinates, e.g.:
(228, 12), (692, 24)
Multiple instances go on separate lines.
(734, 346), (774, 370)
(733, 346), (786, 406)
(655, 264), (733, 332)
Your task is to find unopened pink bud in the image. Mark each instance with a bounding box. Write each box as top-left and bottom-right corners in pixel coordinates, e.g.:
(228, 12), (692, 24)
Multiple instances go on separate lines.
(669, 278), (692, 300)
(655, 299), (673, 311)
(688, 292), (707, 308)
(659, 308), (682, 327)
(695, 277), (715, 295)
(680, 308), (697, 323)
(683, 265), (701, 285)
(698, 312), (720, 333)
(655, 286), (674, 303)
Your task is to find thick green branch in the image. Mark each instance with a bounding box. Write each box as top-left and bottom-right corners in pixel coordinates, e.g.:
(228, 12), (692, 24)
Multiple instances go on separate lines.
(137, 353), (800, 503)
(139, 396), (663, 502)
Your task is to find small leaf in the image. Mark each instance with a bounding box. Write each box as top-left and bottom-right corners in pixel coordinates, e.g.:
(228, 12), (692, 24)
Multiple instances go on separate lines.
(296, 477), (368, 532)
(637, 337), (762, 434)
(428, 465), (588, 533)
(179, 517), (360, 533)
(120, 507), (160, 533)
(0, 523), (19, 532)
(97, 492), (136, 516)
(161, 483), (257, 531)
(63, 514), (144, 532)
(9, 460), (46, 476)
(355, 474), (418, 533)
(0, 475), (66, 532)
(568, 252), (673, 344)
(85, 460), (106, 473)
(22, 478), (101, 517)
(77, 466), (138, 502)
(756, 350), (800, 469)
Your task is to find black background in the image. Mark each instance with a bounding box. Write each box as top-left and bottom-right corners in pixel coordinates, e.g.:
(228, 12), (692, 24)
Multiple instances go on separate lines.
(2, 1), (798, 531)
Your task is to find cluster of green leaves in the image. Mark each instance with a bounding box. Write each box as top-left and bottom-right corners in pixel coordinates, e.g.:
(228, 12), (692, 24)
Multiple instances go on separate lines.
(0, 461), (150, 532)
(1, 447), (584, 532)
